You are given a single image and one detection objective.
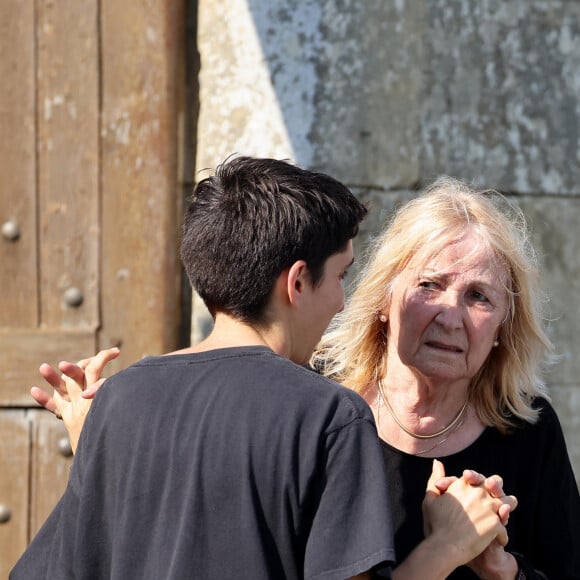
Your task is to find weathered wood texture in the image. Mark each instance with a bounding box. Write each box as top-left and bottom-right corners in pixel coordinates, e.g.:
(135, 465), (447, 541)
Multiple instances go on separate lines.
(0, 411), (30, 578)
(37, 0), (100, 329)
(0, 0), (37, 327)
(0, 0), (184, 392)
(29, 411), (74, 537)
(0, 329), (96, 405)
(99, 0), (184, 372)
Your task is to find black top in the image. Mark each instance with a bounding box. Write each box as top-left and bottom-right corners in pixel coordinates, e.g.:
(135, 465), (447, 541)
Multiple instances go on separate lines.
(12, 347), (395, 580)
(381, 398), (580, 578)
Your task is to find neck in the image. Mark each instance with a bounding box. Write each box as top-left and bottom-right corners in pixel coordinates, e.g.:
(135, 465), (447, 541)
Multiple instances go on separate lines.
(368, 353), (485, 456)
(380, 352), (470, 411)
(176, 312), (289, 358)
(378, 379), (469, 439)
(371, 360), (470, 440)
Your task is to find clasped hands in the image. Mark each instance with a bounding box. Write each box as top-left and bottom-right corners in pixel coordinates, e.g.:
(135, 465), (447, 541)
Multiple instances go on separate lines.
(423, 460), (519, 578)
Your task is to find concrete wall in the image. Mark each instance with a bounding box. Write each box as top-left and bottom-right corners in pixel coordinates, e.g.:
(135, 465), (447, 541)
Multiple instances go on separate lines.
(195, 0), (580, 481)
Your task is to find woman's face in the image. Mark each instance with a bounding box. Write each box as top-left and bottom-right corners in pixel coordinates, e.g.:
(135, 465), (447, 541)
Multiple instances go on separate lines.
(386, 232), (509, 385)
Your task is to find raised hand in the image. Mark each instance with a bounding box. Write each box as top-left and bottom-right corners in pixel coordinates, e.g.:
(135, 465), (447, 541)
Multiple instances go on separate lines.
(30, 347), (120, 453)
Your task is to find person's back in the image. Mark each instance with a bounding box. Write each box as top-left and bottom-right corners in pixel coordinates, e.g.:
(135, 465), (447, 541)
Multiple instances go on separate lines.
(19, 346), (392, 579)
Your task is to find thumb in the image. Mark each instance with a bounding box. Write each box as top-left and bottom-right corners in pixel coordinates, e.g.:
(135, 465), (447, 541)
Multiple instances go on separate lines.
(426, 459), (446, 492)
(423, 459), (446, 537)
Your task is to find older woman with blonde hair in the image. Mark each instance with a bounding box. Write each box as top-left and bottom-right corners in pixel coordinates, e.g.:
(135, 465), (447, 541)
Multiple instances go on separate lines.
(314, 176), (580, 578)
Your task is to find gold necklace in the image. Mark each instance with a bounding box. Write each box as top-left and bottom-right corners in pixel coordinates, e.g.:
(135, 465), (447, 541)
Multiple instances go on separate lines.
(377, 380), (469, 440)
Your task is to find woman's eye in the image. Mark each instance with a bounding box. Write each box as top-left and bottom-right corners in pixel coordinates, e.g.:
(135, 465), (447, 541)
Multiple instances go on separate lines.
(419, 280), (437, 289)
(469, 290), (489, 302)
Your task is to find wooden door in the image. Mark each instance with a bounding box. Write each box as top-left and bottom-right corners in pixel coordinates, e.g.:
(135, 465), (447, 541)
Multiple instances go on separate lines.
(0, 412), (29, 579)
(0, 0), (185, 572)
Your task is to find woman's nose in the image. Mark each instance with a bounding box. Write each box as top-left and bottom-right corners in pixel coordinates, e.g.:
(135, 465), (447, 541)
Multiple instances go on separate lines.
(434, 293), (463, 328)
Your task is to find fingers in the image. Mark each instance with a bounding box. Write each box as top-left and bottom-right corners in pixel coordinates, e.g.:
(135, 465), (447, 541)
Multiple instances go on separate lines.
(498, 504), (510, 526)
(434, 475), (458, 493)
(489, 492), (517, 533)
(39, 363), (71, 401)
(30, 386), (58, 414)
(484, 475), (504, 498)
(436, 467), (482, 493)
(499, 493), (517, 517)
(482, 475), (516, 525)
(34, 365), (68, 419)
(82, 378), (107, 399)
(57, 347), (119, 399)
(75, 357), (92, 370)
(465, 472), (517, 526)
(462, 469), (486, 487)
(58, 361), (87, 389)
(495, 524), (509, 547)
(84, 347), (120, 386)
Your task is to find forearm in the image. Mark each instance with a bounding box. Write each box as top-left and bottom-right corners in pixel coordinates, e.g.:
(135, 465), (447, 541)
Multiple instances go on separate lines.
(390, 535), (461, 580)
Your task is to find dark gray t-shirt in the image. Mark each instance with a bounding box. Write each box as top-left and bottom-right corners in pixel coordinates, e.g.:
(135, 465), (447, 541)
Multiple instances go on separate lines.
(12, 346), (395, 579)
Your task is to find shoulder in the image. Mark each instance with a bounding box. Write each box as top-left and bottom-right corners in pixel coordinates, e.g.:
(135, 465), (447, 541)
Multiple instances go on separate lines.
(96, 348), (375, 431)
(520, 397), (562, 433)
(267, 357), (377, 432)
(240, 352), (379, 435)
(506, 397), (567, 450)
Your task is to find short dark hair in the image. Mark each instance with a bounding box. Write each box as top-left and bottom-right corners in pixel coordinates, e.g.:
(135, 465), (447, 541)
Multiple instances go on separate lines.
(180, 156), (367, 323)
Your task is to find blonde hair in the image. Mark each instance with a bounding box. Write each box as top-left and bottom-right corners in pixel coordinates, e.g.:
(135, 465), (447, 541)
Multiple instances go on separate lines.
(313, 176), (554, 432)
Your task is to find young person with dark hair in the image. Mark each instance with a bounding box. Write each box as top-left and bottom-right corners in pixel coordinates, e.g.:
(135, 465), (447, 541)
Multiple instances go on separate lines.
(13, 157), (515, 580)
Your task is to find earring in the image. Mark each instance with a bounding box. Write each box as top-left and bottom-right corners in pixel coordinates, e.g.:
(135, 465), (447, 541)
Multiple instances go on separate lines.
(493, 340), (499, 347)
(379, 314), (387, 323)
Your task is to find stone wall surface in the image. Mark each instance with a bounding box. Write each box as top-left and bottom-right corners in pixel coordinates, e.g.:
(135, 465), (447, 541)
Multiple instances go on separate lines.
(517, 196), (580, 477)
(421, 1), (580, 194)
(195, 0), (580, 480)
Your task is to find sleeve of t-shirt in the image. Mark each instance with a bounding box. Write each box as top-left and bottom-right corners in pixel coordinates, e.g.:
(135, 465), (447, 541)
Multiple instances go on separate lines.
(10, 483), (80, 580)
(10, 417), (92, 580)
(303, 417), (395, 580)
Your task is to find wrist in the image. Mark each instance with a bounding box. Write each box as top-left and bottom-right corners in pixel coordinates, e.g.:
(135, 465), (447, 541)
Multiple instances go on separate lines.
(392, 535), (460, 580)
(485, 552), (519, 580)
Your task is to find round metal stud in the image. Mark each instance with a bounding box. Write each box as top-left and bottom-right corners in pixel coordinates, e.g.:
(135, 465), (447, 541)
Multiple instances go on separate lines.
(2, 221), (20, 241)
(63, 286), (84, 307)
(0, 504), (11, 524)
(57, 437), (73, 457)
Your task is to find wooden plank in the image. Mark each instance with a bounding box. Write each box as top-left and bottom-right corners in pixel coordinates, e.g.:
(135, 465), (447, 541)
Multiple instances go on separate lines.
(0, 411), (30, 578)
(0, 329), (96, 405)
(36, 0), (100, 328)
(0, 0), (38, 327)
(29, 410), (73, 538)
(99, 0), (184, 371)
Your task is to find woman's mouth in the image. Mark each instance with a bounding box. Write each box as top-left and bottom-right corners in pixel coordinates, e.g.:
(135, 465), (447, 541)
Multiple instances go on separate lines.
(425, 341), (463, 353)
